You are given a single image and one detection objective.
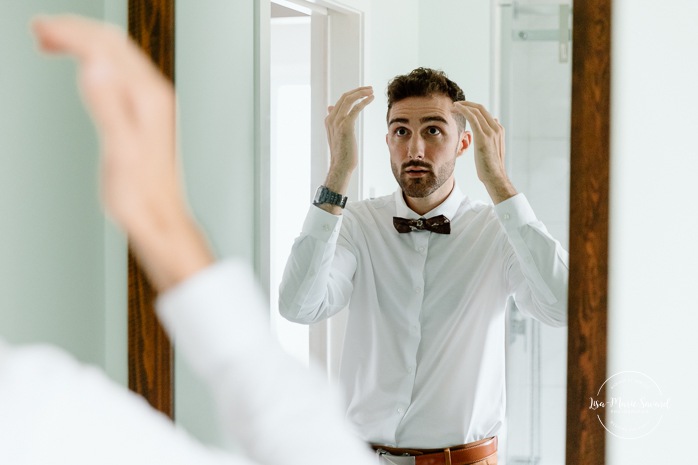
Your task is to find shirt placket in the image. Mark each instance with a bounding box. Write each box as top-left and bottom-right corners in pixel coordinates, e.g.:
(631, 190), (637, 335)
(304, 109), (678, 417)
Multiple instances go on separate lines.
(390, 230), (430, 441)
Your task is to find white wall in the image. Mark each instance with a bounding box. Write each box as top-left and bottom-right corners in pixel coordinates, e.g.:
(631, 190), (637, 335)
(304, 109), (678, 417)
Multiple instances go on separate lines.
(608, 0), (698, 462)
(0, 0), (127, 384)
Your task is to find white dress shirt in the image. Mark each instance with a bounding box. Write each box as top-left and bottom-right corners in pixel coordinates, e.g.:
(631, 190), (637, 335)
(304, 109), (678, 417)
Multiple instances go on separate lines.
(279, 186), (569, 448)
(0, 260), (375, 465)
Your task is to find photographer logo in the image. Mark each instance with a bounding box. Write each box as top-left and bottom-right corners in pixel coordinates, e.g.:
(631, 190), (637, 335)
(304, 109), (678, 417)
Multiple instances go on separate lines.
(588, 371), (670, 439)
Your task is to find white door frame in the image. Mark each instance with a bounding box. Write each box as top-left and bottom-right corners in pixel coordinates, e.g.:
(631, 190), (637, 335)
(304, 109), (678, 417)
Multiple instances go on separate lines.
(256, 0), (365, 378)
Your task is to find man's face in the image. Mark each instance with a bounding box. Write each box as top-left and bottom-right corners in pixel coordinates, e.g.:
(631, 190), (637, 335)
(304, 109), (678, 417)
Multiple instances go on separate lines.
(386, 94), (469, 199)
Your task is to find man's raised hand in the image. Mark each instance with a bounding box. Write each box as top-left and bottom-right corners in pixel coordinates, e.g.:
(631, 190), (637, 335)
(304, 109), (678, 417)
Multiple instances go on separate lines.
(322, 86), (374, 196)
(453, 101), (517, 204)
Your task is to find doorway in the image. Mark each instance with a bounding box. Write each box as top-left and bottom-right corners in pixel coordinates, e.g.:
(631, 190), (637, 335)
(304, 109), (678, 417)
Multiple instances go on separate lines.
(265, 0), (364, 376)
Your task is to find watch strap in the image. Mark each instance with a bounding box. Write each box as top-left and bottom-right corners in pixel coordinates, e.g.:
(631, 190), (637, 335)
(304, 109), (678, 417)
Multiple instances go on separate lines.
(313, 185), (348, 209)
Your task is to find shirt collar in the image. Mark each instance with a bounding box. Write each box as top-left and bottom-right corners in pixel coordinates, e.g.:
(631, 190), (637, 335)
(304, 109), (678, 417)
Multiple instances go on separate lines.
(394, 183), (466, 220)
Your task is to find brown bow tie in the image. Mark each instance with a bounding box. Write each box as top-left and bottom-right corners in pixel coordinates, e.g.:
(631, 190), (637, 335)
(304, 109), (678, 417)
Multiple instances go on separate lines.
(393, 215), (451, 234)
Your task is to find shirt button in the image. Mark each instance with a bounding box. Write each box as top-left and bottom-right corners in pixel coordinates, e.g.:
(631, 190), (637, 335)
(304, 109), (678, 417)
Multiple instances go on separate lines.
(322, 224), (331, 231)
(417, 246), (425, 253)
(414, 287), (422, 294)
(503, 213), (511, 220)
(397, 407), (404, 414)
(408, 366), (415, 374)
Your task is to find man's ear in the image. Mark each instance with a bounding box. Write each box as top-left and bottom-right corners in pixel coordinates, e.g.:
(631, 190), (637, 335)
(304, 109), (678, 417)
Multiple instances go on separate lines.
(457, 131), (472, 156)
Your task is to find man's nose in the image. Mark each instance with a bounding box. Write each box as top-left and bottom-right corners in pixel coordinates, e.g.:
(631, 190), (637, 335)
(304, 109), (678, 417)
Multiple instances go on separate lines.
(408, 135), (425, 159)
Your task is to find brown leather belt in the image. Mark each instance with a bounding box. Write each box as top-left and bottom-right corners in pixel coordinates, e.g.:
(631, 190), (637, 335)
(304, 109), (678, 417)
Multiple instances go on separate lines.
(372, 437), (497, 465)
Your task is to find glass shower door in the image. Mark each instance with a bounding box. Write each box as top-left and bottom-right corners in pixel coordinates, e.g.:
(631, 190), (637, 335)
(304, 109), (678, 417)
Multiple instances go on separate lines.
(498, 2), (572, 465)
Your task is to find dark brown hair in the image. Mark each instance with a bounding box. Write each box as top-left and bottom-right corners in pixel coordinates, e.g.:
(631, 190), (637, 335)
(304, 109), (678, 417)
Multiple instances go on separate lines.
(386, 67), (467, 130)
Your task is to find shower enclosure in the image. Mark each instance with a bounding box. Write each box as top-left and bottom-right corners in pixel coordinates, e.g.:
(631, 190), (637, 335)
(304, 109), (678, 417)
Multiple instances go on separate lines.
(496, 2), (572, 465)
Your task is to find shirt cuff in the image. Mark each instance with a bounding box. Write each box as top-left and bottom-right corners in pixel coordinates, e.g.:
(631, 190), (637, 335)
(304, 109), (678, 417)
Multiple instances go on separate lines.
(493, 193), (538, 232)
(494, 193), (559, 305)
(302, 204), (343, 242)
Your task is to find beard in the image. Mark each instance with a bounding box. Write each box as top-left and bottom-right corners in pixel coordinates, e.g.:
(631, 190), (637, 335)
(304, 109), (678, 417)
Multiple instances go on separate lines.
(391, 158), (456, 198)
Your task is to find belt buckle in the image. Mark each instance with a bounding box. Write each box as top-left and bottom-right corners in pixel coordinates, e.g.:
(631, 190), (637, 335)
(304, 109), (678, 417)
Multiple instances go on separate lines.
(376, 449), (416, 465)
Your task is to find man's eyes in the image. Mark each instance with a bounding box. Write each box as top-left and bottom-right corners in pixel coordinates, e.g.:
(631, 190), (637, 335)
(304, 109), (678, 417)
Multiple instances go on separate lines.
(393, 126), (442, 136)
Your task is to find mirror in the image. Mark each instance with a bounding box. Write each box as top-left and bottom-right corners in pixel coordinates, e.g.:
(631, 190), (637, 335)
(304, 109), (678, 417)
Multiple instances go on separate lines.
(177, 0), (571, 463)
(271, 1), (571, 464)
(496, 4), (571, 463)
(261, 1), (572, 464)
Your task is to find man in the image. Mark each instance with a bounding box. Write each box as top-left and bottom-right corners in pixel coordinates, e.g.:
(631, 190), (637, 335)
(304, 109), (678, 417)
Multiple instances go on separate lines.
(0, 15), (375, 465)
(279, 68), (568, 464)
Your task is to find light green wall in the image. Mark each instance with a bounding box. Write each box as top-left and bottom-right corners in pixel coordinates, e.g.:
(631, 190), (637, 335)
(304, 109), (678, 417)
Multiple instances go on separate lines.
(0, 1), (127, 380)
(176, 1), (256, 264)
(102, 0), (129, 390)
(175, 0), (257, 447)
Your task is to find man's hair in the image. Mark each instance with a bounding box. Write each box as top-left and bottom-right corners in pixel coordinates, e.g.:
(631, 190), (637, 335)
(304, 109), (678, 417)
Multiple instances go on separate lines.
(386, 67), (467, 131)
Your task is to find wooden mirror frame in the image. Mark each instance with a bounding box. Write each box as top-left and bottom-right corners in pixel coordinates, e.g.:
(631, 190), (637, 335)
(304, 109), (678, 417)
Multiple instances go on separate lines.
(565, 0), (611, 463)
(126, 1), (612, 463)
(127, 0), (175, 419)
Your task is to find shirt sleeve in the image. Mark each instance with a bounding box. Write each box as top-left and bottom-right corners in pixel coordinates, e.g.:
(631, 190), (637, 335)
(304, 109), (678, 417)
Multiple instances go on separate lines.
(0, 339), (242, 465)
(156, 260), (375, 465)
(494, 193), (569, 326)
(278, 205), (358, 323)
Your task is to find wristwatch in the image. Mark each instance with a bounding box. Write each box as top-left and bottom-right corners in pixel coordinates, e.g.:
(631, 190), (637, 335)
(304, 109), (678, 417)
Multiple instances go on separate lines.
(313, 185), (348, 209)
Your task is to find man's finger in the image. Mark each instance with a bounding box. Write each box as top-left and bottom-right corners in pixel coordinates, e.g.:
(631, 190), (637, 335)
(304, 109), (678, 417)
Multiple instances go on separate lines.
(33, 15), (173, 141)
(33, 15), (136, 141)
(454, 101), (499, 134)
(455, 104), (485, 137)
(79, 61), (136, 140)
(334, 86), (373, 119)
(33, 14), (167, 97)
(347, 94), (375, 120)
(32, 15), (125, 60)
